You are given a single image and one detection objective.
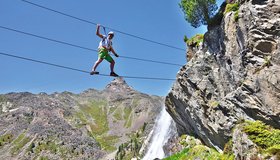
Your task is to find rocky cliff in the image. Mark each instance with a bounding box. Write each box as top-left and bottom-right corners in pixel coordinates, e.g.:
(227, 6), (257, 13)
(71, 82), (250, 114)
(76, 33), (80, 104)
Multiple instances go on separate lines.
(0, 78), (163, 160)
(166, 0), (280, 158)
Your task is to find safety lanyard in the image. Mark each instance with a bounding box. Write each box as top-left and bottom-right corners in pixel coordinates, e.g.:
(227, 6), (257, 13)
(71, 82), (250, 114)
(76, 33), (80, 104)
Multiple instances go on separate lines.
(102, 26), (107, 36)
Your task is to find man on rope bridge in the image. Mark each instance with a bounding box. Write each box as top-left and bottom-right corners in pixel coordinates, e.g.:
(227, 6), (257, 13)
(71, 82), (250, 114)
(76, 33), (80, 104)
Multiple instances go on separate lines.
(90, 24), (119, 77)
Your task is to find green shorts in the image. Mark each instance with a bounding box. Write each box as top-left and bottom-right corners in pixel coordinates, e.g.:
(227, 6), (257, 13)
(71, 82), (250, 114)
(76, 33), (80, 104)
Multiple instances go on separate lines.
(98, 48), (113, 62)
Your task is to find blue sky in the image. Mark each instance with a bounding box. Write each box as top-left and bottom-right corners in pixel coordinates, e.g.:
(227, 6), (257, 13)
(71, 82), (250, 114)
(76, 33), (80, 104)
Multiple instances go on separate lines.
(0, 0), (222, 96)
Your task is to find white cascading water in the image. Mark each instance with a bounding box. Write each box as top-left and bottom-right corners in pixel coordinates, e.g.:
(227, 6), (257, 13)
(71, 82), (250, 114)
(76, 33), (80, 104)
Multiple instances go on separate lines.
(142, 107), (174, 160)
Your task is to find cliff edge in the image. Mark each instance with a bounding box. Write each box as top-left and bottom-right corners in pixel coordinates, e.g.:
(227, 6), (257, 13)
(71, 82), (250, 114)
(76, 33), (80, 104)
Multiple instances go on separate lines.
(166, 0), (280, 153)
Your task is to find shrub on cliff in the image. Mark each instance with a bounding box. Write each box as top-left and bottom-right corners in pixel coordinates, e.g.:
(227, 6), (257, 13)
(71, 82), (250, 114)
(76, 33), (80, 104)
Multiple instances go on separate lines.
(180, 0), (218, 28)
(243, 121), (280, 149)
(186, 34), (204, 47)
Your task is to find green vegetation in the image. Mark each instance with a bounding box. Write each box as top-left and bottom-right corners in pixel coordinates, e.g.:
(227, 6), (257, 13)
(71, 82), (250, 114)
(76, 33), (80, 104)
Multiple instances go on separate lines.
(264, 56), (272, 67)
(116, 135), (142, 160)
(39, 156), (49, 160)
(131, 137), (141, 158)
(27, 141), (35, 153)
(132, 99), (140, 108)
(164, 148), (190, 160)
(113, 107), (123, 121)
(209, 100), (219, 108)
(125, 113), (133, 128)
(223, 139), (233, 155)
(224, 2), (239, 14)
(0, 133), (13, 147)
(224, 2), (239, 22)
(115, 126), (146, 160)
(112, 102), (134, 128)
(179, 0), (239, 27)
(234, 10), (239, 21)
(164, 145), (234, 160)
(208, 1), (239, 27)
(31, 139), (77, 159)
(166, 121), (280, 160)
(180, 0), (218, 28)
(75, 111), (87, 126)
(253, 56), (272, 74)
(109, 106), (118, 114)
(141, 122), (147, 132)
(243, 121), (280, 149)
(74, 100), (121, 152)
(186, 34), (204, 47)
(116, 143), (126, 160)
(96, 135), (119, 151)
(80, 100), (109, 135)
(124, 107), (132, 128)
(34, 141), (58, 154)
(265, 144), (280, 157)
(11, 132), (26, 146)
(242, 121), (280, 158)
(0, 95), (6, 103)
(179, 135), (198, 148)
(183, 35), (188, 43)
(164, 135), (234, 160)
(10, 132), (30, 154)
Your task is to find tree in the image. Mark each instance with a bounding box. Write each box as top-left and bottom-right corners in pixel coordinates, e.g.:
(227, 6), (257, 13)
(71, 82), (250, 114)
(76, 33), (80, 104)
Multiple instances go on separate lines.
(180, 0), (218, 28)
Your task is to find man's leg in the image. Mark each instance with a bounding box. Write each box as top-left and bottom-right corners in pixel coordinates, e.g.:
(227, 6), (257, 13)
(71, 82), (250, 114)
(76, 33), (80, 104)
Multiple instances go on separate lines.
(110, 60), (115, 73)
(110, 60), (118, 77)
(104, 54), (118, 77)
(90, 58), (103, 75)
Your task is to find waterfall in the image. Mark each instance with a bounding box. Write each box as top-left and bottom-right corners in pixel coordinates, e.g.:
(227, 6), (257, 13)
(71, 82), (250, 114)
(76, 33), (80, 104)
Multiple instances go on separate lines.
(142, 107), (174, 160)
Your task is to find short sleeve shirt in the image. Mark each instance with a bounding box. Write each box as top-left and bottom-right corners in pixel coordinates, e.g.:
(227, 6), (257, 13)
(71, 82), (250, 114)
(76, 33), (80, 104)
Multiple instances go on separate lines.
(98, 35), (112, 50)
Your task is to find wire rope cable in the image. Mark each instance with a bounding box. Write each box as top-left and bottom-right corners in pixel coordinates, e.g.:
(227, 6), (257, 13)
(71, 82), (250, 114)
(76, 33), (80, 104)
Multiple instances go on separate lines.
(0, 51), (176, 81)
(0, 25), (183, 67)
(21, 0), (185, 51)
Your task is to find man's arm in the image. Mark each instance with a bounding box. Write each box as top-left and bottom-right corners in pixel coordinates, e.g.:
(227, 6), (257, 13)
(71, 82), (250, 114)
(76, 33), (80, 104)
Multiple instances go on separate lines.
(110, 47), (119, 57)
(96, 24), (103, 39)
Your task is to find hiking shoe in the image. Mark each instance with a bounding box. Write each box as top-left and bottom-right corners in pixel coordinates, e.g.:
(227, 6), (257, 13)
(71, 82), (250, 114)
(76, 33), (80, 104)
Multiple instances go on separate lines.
(110, 72), (119, 77)
(90, 71), (99, 75)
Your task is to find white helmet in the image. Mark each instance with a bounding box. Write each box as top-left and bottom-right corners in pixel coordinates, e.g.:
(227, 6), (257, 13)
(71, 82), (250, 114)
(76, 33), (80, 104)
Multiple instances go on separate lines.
(108, 31), (114, 35)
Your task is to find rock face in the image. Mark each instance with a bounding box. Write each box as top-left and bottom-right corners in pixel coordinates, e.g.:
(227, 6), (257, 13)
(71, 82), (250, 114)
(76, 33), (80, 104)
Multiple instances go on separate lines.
(166, 0), (280, 151)
(0, 78), (163, 160)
